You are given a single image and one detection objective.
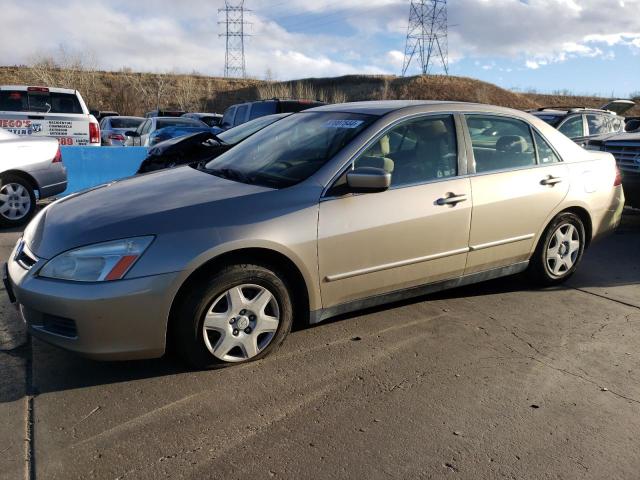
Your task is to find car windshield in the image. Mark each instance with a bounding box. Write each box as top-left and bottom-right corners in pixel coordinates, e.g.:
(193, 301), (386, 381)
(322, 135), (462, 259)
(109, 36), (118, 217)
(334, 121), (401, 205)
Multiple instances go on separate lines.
(217, 114), (288, 145)
(533, 114), (562, 127)
(204, 112), (377, 189)
(110, 118), (144, 129)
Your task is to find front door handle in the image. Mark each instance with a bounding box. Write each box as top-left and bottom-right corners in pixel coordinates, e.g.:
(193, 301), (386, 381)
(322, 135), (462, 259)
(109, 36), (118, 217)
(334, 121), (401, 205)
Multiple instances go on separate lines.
(540, 176), (563, 186)
(436, 193), (468, 206)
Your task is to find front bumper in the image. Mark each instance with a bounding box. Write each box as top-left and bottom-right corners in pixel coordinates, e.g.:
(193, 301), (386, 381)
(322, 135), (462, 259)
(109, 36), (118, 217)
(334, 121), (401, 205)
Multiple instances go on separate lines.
(6, 244), (180, 360)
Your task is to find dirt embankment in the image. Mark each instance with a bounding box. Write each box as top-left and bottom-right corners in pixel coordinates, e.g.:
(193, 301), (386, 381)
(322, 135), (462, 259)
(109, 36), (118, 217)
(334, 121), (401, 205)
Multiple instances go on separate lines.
(1, 66), (637, 116)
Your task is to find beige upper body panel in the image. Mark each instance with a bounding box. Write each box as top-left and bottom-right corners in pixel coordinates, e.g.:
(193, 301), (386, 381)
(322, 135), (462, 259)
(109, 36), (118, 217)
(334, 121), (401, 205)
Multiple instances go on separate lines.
(309, 102), (622, 310)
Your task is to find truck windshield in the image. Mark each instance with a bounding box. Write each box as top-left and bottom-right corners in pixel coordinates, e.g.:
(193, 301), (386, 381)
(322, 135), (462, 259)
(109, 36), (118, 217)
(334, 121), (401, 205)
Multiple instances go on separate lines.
(0, 90), (83, 114)
(204, 112), (377, 189)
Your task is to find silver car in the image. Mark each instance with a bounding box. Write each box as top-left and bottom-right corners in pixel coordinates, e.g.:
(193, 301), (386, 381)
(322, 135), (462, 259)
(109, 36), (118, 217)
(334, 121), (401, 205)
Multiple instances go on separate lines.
(124, 117), (208, 147)
(0, 129), (67, 227)
(100, 116), (144, 146)
(5, 101), (624, 368)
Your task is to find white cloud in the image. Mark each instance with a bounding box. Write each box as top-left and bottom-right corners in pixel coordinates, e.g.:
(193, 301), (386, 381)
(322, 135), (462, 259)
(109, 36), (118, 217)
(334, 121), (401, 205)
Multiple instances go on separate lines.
(0, 0), (639, 79)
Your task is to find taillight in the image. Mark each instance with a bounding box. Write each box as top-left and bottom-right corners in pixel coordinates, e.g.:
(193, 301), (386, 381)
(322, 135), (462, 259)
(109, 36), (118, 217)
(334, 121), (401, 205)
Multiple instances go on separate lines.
(108, 133), (125, 141)
(89, 122), (100, 144)
(52, 146), (62, 163)
(614, 166), (622, 186)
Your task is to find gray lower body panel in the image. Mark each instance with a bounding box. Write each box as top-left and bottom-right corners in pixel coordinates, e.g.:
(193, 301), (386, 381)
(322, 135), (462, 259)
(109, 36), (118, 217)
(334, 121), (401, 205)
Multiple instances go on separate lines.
(310, 261), (529, 325)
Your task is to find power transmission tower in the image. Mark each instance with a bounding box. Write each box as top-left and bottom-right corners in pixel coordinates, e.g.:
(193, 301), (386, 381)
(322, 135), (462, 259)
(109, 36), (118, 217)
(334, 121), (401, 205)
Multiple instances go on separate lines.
(219, 1), (250, 78)
(401, 0), (449, 76)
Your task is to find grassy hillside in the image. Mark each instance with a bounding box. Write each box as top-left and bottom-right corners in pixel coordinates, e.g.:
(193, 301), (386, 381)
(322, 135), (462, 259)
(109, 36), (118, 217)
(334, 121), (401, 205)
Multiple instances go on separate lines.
(1, 66), (637, 117)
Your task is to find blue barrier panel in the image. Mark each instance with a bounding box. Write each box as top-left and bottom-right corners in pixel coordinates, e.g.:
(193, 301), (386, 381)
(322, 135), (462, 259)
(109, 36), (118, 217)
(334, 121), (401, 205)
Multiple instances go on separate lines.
(60, 146), (148, 196)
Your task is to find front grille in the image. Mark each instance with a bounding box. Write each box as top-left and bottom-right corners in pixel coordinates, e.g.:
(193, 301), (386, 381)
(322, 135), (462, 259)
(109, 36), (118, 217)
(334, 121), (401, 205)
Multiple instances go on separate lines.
(603, 141), (640, 173)
(39, 314), (78, 338)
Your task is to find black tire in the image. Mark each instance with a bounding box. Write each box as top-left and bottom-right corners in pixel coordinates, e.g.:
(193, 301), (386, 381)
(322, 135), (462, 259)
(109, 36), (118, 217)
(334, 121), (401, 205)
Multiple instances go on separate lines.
(0, 174), (36, 228)
(528, 212), (586, 286)
(174, 263), (294, 369)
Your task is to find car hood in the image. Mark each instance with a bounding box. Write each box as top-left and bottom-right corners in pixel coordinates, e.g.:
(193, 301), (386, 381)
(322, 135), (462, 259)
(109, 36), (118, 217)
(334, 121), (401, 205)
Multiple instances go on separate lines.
(25, 166), (275, 259)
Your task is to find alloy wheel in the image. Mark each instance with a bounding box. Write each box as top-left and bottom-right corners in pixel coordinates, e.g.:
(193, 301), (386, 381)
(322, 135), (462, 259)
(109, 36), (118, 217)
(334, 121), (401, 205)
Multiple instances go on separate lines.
(0, 183), (31, 220)
(545, 223), (581, 277)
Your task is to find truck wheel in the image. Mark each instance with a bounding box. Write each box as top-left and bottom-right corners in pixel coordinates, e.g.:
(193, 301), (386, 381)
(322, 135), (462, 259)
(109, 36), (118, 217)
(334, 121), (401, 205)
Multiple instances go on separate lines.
(0, 174), (36, 228)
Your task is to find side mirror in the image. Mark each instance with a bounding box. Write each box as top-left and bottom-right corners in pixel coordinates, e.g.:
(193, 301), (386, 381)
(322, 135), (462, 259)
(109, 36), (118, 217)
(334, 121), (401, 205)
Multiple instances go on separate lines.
(346, 167), (391, 193)
(125, 131), (139, 137)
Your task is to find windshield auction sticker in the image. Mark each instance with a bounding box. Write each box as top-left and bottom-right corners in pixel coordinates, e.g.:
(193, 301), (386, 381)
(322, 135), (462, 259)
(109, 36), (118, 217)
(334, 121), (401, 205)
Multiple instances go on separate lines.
(324, 119), (364, 129)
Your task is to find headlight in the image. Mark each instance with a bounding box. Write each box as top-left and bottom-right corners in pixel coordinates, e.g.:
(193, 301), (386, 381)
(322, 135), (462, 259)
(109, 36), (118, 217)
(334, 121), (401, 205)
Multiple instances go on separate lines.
(39, 236), (154, 282)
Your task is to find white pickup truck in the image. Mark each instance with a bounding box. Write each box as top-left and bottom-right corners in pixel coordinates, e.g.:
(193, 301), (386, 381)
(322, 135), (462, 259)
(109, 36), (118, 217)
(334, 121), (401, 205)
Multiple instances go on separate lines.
(0, 86), (100, 146)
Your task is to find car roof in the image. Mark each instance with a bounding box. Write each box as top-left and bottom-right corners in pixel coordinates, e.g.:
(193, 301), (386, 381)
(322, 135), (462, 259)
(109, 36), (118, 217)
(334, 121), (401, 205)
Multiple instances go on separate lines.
(185, 112), (221, 117)
(108, 115), (144, 120)
(307, 100), (522, 116)
(530, 107), (619, 116)
(0, 85), (77, 94)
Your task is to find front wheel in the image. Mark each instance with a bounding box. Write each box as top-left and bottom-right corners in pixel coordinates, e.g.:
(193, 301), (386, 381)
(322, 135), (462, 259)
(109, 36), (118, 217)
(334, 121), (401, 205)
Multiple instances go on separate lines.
(0, 174), (36, 228)
(174, 263), (294, 369)
(528, 212), (586, 286)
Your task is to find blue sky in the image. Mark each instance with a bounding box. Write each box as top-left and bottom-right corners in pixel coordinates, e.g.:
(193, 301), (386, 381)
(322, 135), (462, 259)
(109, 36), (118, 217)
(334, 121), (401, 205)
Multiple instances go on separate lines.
(1, 0), (639, 97)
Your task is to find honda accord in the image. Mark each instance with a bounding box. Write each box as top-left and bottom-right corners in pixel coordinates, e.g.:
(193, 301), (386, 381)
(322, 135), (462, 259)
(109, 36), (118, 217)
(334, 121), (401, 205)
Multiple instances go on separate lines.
(5, 101), (624, 368)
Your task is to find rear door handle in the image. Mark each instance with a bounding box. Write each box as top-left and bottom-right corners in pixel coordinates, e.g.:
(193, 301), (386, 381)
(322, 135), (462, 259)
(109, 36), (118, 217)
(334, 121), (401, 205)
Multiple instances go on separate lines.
(436, 193), (468, 206)
(540, 176), (563, 186)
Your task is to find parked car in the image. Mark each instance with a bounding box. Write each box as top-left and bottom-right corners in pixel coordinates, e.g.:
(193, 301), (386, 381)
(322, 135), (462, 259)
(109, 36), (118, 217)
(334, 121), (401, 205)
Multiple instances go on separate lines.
(182, 112), (222, 127)
(145, 109), (186, 118)
(0, 129), (67, 227)
(124, 117), (208, 147)
(219, 98), (324, 130)
(90, 110), (119, 122)
(583, 132), (640, 208)
(100, 116), (145, 146)
(528, 100), (634, 147)
(138, 113), (290, 173)
(6, 101), (623, 368)
(0, 85), (100, 146)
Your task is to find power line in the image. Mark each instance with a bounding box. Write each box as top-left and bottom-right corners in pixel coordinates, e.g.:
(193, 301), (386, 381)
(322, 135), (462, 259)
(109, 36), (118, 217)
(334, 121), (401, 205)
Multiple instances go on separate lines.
(402, 0), (449, 76)
(219, 1), (250, 78)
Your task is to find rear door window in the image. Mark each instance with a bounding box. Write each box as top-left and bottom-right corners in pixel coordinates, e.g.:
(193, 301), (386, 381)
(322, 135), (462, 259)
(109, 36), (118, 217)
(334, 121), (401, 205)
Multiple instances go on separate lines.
(466, 115), (536, 173)
(0, 90), (83, 114)
(558, 115), (584, 139)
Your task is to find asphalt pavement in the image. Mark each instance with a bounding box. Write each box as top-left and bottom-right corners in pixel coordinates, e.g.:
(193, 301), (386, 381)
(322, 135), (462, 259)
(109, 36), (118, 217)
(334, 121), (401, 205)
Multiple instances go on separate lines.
(1, 211), (639, 480)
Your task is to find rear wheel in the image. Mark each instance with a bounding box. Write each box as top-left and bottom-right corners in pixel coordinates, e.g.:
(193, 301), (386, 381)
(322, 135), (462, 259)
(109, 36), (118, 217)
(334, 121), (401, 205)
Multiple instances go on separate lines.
(174, 263), (293, 369)
(0, 174), (36, 228)
(528, 212), (585, 286)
